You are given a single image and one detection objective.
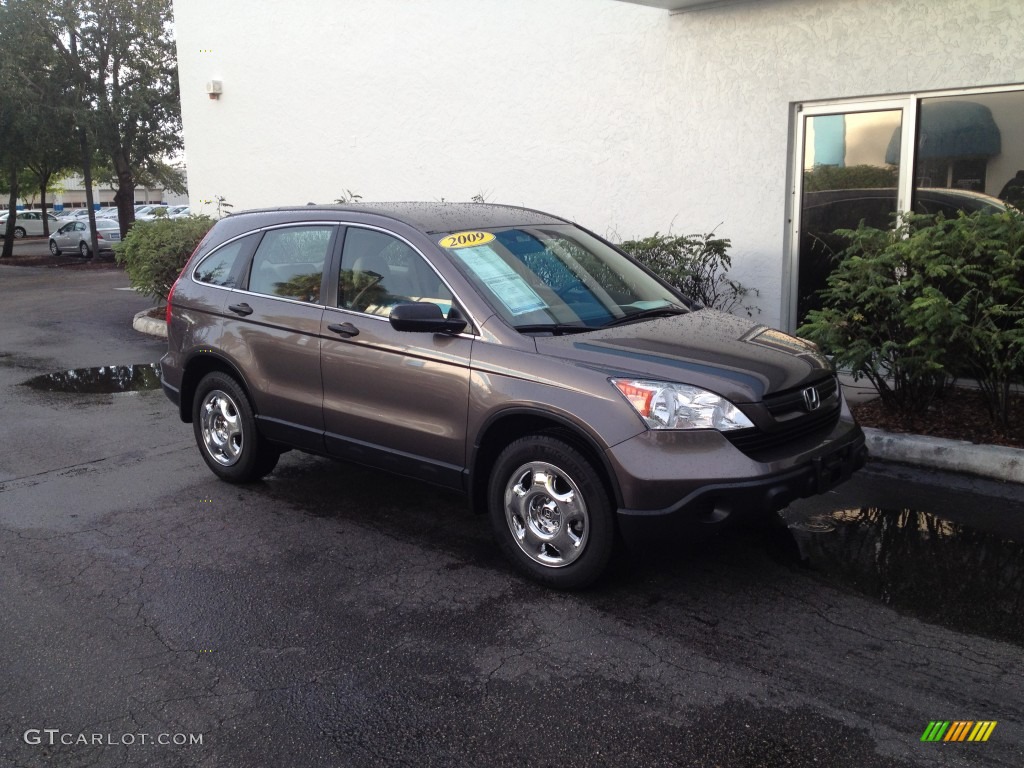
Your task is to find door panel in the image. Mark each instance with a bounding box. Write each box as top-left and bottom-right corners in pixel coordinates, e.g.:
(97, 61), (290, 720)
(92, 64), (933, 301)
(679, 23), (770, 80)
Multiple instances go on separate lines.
(224, 294), (326, 450)
(224, 224), (336, 450)
(321, 312), (472, 488)
(321, 226), (472, 489)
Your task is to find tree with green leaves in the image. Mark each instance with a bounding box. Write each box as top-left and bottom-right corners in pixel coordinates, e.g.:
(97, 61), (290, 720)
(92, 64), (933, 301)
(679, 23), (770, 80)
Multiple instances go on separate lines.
(30, 0), (183, 239)
(21, 76), (81, 237)
(0, 2), (34, 256)
(1, 0), (99, 254)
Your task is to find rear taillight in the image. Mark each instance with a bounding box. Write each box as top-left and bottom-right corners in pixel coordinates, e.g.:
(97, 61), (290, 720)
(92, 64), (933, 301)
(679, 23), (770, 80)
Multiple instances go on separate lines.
(166, 264), (190, 325)
(166, 276), (179, 325)
(167, 238), (206, 325)
(96, 231), (104, 239)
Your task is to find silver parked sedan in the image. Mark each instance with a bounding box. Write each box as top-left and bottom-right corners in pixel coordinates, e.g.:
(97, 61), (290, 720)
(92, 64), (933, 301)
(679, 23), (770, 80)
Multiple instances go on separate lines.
(49, 218), (122, 257)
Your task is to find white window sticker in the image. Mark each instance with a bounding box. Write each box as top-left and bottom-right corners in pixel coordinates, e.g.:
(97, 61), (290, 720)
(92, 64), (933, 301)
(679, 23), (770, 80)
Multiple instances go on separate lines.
(453, 246), (547, 316)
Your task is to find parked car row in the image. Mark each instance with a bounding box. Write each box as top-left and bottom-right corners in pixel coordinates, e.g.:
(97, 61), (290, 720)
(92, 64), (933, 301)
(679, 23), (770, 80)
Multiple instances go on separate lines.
(3, 203), (193, 241)
(136, 204), (191, 220)
(70, 204), (191, 222)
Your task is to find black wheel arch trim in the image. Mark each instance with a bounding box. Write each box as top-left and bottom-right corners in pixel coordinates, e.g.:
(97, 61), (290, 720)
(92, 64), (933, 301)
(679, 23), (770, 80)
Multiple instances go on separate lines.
(469, 405), (625, 510)
(180, 349), (259, 423)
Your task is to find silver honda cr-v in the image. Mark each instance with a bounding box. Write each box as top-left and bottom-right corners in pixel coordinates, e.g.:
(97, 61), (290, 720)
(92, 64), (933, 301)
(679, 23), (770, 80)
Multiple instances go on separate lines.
(161, 203), (866, 589)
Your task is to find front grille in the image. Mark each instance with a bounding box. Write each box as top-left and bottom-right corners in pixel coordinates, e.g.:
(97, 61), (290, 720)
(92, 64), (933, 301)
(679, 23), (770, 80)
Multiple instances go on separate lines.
(726, 375), (841, 455)
(726, 407), (840, 454)
(764, 375), (838, 417)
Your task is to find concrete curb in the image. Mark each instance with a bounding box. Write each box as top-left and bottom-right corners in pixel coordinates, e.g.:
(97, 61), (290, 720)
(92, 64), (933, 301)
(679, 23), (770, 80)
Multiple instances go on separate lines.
(864, 427), (1024, 484)
(133, 308), (167, 338)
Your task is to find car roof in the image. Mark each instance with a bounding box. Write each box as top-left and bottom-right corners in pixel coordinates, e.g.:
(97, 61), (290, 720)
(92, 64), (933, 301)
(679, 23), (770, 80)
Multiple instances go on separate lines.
(235, 202), (570, 234)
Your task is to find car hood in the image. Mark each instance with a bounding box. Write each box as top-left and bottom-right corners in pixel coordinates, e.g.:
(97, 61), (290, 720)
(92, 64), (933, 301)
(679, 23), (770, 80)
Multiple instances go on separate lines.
(536, 310), (833, 403)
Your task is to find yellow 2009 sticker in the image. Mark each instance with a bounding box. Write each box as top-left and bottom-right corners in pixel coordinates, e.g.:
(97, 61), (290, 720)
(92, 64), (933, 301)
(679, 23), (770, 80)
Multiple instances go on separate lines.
(439, 231), (495, 249)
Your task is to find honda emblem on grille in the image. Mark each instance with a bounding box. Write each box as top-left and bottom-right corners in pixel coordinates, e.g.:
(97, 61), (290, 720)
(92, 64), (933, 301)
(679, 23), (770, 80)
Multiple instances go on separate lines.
(802, 385), (821, 411)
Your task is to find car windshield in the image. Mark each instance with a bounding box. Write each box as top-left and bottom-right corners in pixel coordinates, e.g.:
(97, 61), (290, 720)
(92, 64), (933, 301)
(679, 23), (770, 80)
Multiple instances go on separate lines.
(437, 225), (685, 331)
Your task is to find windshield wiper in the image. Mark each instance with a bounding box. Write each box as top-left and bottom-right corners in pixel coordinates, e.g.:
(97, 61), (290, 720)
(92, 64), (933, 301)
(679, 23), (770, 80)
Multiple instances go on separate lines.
(600, 306), (688, 328)
(514, 323), (593, 336)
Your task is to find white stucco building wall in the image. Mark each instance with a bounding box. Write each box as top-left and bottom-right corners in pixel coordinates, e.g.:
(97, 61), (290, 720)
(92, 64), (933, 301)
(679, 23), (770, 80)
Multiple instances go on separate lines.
(172, 0), (1024, 327)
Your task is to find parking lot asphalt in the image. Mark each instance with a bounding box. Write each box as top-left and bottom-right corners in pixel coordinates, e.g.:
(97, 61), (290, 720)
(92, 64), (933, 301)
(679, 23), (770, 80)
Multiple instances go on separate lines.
(4, 236), (53, 255)
(1, 264), (1022, 768)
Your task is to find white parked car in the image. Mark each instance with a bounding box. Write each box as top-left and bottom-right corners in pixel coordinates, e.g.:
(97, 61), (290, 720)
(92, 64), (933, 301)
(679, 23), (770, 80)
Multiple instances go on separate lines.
(1, 210), (73, 238)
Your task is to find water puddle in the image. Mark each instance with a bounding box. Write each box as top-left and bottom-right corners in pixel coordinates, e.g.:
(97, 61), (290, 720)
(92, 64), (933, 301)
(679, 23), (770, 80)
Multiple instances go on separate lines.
(784, 507), (1024, 645)
(22, 363), (161, 394)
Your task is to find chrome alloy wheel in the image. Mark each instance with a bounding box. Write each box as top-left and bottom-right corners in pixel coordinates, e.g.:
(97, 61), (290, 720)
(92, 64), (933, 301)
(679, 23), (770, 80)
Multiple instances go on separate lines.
(504, 461), (589, 568)
(199, 389), (243, 466)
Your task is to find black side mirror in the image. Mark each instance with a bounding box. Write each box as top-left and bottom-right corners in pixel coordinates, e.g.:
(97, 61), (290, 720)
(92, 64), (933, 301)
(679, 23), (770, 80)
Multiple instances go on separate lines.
(389, 302), (468, 334)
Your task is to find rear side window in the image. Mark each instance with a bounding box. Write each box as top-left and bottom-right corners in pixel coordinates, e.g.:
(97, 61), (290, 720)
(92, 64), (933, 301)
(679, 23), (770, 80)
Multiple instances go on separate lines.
(193, 233), (259, 288)
(247, 226), (334, 303)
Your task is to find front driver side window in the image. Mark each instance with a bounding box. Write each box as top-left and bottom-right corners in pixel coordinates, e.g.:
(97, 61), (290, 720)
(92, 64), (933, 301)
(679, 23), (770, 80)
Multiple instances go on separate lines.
(338, 228), (453, 317)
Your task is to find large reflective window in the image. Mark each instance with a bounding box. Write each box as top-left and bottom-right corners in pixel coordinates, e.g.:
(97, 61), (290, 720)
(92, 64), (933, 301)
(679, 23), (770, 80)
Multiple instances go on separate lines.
(911, 91), (1024, 216)
(795, 88), (1024, 328)
(798, 109), (902, 322)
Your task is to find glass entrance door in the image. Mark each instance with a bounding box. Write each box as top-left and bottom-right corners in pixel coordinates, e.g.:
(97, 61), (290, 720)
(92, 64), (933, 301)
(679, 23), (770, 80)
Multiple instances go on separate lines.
(794, 105), (909, 325)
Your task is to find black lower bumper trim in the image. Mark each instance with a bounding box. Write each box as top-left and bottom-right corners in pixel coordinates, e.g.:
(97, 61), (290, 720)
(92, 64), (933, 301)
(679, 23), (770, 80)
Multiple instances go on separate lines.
(616, 437), (868, 545)
(161, 377), (181, 409)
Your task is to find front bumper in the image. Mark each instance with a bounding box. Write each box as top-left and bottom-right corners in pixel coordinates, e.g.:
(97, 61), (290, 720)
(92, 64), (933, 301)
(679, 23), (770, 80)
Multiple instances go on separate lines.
(608, 415), (867, 546)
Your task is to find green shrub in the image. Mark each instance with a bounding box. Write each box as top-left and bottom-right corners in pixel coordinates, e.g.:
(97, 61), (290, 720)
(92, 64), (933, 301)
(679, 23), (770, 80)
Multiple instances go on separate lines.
(114, 215), (215, 303)
(621, 232), (759, 316)
(803, 163), (898, 191)
(799, 210), (1024, 427)
(905, 211), (1024, 427)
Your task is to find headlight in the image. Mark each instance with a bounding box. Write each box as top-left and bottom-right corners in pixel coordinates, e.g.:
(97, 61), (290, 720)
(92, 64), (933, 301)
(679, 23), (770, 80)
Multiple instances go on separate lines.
(611, 379), (754, 431)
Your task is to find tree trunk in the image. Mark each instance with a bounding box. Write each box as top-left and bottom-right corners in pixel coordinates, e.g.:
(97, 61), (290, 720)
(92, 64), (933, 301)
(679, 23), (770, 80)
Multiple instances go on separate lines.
(78, 126), (98, 258)
(40, 177), (51, 237)
(2, 165), (18, 259)
(113, 150), (135, 240)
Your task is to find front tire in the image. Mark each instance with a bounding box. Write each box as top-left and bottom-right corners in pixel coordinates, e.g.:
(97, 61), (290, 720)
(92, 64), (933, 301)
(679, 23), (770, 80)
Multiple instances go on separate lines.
(488, 435), (615, 590)
(192, 372), (280, 482)
(14, 227), (25, 239)
(49, 240), (61, 256)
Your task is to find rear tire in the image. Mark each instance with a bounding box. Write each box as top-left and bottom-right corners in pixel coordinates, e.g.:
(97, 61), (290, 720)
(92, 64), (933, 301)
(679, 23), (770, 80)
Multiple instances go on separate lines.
(14, 227), (25, 239)
(78, 241), (90, 258)
(488, 435), (615, 590)
(192, 372), (280, 482)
